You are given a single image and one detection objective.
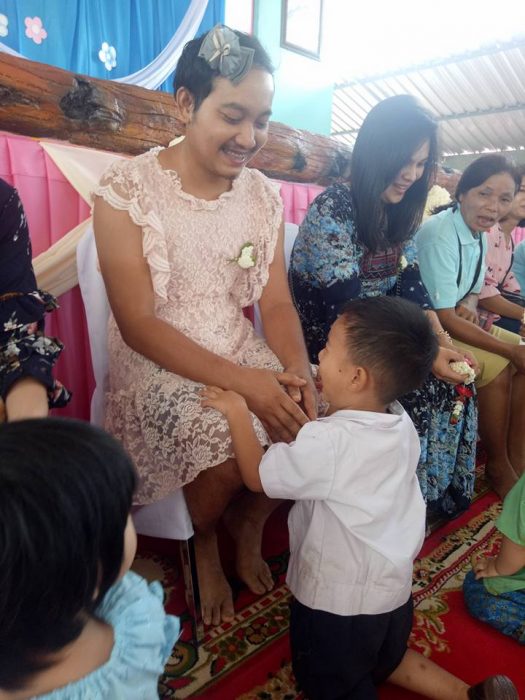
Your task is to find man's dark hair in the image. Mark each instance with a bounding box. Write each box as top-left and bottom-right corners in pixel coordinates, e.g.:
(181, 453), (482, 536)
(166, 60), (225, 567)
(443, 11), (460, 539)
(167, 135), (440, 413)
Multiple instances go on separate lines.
(350, 94), (439, 253)
(173, 27), (274, 111)
(340, 296), (438, 404)
(0, 418), (137, 691)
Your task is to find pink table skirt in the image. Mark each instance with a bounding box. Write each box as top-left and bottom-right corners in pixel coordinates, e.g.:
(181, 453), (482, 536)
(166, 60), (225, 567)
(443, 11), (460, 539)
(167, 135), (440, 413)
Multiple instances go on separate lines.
(0, 131), (324, 420)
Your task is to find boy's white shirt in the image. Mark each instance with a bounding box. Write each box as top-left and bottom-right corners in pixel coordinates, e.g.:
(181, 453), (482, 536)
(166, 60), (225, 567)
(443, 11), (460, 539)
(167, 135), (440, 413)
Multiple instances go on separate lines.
(260, 401), (425, 617)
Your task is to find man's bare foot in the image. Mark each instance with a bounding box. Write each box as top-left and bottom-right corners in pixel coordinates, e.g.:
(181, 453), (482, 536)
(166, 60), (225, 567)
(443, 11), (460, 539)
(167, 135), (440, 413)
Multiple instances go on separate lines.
(485, 462), (519, 499)
(194, 532), (235, 626)
(224, 502), (275, 595)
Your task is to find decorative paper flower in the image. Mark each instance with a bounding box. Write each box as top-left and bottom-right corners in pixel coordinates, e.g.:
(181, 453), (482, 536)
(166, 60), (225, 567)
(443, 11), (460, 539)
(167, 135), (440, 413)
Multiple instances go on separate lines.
(98, 41), (117, 71)
(0, 13), (8, 38)
(398, 255), (408, 271)
(24, 16), (47, 45)
(231, 242), (256, 269)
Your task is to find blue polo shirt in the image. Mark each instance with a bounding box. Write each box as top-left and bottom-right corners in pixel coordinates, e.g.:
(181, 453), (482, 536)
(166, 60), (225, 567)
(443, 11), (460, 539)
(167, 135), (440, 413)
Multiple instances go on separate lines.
(415, 207), (487, 309)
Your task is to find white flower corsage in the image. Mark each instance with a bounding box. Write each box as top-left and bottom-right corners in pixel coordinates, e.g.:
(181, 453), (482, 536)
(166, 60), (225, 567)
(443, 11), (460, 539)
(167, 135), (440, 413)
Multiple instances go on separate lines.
(231, 242), (256, 269)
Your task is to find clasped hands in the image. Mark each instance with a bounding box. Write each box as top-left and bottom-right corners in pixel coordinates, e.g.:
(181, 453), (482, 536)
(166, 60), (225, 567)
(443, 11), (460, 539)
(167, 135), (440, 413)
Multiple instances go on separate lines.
(202, 366), (317, 443)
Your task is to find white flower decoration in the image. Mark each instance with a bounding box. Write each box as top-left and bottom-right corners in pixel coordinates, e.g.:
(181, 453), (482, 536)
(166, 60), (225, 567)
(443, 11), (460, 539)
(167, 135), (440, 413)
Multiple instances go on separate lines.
(232, 242), (256, 269)
(6, 341), (20, 357)
(449, 360), (476, 385)
(398, 255), (408, 271)
(0, 13), (8, 37)
(3, 318), (18, 332)
(452, 400), (464, 419)
(98, 42), (117, 71)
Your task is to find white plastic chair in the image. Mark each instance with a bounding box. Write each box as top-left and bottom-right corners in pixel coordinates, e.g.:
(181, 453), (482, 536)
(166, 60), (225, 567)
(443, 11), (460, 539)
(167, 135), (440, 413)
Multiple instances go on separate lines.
(76, 224), (202, 639)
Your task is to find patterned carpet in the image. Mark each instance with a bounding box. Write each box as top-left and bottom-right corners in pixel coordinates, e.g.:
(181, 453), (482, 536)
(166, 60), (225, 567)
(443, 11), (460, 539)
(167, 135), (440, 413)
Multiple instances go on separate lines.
(133, 471), (525, 699)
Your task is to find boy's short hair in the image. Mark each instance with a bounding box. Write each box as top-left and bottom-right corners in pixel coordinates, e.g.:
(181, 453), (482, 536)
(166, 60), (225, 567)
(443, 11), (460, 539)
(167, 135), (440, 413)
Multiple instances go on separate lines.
(173, 27), (274, 111)
(0, 418), (137, 691)
(340, 297), (438, 404)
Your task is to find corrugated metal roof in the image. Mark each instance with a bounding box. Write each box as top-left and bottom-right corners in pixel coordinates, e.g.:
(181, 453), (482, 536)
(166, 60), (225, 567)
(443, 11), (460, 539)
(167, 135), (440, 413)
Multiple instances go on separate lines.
(331, 38), (525, 161)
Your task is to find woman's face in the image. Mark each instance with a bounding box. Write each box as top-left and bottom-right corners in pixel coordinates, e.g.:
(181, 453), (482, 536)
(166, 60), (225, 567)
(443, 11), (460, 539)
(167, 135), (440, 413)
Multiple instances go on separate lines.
(381, 140), (430, 204)
(182, 67), (274, 182)
(459, 172), (516, 232)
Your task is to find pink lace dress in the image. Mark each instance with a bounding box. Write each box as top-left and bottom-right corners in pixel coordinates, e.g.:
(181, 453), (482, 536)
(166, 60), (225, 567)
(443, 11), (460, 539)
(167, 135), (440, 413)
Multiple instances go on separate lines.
(94, 148), (283, 503)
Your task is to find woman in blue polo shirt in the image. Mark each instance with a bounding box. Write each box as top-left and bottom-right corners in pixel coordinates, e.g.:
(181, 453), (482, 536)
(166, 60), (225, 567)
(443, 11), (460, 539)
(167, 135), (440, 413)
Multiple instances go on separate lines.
(416, 154), (525, 500)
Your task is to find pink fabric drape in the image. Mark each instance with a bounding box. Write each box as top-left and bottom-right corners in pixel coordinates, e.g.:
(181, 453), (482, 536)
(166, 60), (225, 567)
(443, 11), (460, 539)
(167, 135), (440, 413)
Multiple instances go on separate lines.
(0, 132), (323, 419)
(0, 132), (93, 419)
(276, 180), (324, 225)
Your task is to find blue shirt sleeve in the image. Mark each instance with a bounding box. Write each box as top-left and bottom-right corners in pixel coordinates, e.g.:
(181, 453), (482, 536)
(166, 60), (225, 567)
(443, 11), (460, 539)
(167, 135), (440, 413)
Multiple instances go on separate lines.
(416, 215), (462, 309)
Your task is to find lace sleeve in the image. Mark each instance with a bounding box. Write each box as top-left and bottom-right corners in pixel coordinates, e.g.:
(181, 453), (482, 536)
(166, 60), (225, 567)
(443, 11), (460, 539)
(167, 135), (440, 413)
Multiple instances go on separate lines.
(92, 155), (171, 300)
(249, 170), (283, 290)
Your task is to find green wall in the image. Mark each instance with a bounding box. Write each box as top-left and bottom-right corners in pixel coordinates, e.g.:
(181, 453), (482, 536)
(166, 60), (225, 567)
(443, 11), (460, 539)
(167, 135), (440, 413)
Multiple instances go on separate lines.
(253, 0), (333, 135)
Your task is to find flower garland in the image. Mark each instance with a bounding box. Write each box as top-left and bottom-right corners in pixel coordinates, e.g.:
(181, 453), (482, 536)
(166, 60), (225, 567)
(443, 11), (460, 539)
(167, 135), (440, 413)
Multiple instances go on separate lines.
(450, 383), (474, 425)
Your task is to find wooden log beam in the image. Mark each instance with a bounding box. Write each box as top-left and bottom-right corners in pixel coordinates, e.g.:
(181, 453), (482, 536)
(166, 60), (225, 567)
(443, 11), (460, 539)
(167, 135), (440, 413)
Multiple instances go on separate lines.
(0, 51), (351, 185)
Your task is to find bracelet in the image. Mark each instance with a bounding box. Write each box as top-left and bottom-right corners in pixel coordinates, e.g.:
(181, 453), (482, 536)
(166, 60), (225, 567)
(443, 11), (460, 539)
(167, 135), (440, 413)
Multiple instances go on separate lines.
(436, 329), (452, 343)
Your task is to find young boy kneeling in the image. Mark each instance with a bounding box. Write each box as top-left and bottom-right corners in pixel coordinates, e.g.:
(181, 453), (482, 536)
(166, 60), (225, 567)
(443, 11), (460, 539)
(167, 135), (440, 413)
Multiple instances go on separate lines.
(202, 296), (517, 700)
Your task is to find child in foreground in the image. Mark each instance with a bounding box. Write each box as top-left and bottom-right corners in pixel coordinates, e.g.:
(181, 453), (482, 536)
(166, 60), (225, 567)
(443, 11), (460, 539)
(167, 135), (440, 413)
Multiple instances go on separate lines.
(464, 471), (525, 644)
(0, 419), (179, 700)
(202, 296), (517, 700)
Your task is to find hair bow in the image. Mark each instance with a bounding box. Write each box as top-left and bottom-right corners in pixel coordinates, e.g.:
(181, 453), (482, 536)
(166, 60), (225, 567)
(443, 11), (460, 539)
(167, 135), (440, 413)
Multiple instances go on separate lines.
(198, 24), (254, 85)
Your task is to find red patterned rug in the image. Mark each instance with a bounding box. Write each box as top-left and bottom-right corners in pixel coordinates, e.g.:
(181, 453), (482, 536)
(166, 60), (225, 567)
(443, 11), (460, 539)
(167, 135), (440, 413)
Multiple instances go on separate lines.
(133, 475), (525, 699)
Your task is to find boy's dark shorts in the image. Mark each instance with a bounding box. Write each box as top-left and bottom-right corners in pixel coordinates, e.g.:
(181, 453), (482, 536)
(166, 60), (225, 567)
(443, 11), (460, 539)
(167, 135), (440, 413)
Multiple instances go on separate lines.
(289, 595), (413, 700)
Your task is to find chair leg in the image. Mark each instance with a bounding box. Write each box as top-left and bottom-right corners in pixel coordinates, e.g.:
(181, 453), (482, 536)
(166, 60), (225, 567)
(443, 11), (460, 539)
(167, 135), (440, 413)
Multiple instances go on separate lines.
(179, 536), (204, 643)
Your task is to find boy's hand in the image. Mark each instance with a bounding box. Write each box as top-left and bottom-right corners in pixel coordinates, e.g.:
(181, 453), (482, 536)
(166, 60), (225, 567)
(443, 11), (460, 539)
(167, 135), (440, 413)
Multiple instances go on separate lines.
(201, 386), (248, 418)
(471, 554), (500, 580)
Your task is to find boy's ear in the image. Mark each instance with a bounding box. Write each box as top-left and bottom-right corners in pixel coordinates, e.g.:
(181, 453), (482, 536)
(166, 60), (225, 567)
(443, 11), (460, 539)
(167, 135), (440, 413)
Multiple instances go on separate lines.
(350, 365), (369, 392)
(175, 87), (196, 125)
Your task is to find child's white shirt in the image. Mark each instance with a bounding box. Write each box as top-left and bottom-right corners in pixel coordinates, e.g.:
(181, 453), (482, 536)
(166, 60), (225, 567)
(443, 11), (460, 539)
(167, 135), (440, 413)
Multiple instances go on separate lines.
(260, 401), (425, 616)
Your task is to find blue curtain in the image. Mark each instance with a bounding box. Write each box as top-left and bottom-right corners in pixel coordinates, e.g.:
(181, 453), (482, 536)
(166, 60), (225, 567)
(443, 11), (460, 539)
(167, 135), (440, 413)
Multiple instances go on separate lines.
(0, 0), (224, 91)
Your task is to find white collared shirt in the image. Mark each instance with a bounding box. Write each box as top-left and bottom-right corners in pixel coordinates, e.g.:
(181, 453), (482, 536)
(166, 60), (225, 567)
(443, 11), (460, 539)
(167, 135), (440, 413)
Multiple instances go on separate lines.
(260, 401), (425, 616)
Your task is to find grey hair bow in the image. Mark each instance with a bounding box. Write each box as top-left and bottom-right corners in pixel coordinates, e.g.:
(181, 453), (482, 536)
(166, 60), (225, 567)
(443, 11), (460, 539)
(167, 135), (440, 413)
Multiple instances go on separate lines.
(198, 24), (255, 84)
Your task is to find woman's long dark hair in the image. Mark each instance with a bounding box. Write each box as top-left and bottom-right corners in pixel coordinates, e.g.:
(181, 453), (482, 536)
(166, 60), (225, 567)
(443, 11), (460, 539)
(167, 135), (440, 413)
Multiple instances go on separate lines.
(350, 94), (439, 252)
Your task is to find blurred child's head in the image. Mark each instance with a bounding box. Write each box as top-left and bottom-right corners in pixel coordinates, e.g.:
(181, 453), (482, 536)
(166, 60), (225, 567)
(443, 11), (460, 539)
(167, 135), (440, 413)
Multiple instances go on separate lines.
(318, 297), (438, 409)
(0, 418), (137, 691)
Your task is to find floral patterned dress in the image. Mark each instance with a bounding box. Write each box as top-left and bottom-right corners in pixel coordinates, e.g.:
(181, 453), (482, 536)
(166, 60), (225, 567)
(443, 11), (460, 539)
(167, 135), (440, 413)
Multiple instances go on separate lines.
(0, 178), (70, 408)
(94, 149), (285, 504)
(290, 184), (477, 518)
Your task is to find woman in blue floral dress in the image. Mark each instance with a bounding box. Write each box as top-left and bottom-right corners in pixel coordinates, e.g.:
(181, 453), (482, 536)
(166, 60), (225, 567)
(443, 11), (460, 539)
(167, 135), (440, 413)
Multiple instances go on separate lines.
(0, 178), (70, 420)
(290, 96), (478, 518)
